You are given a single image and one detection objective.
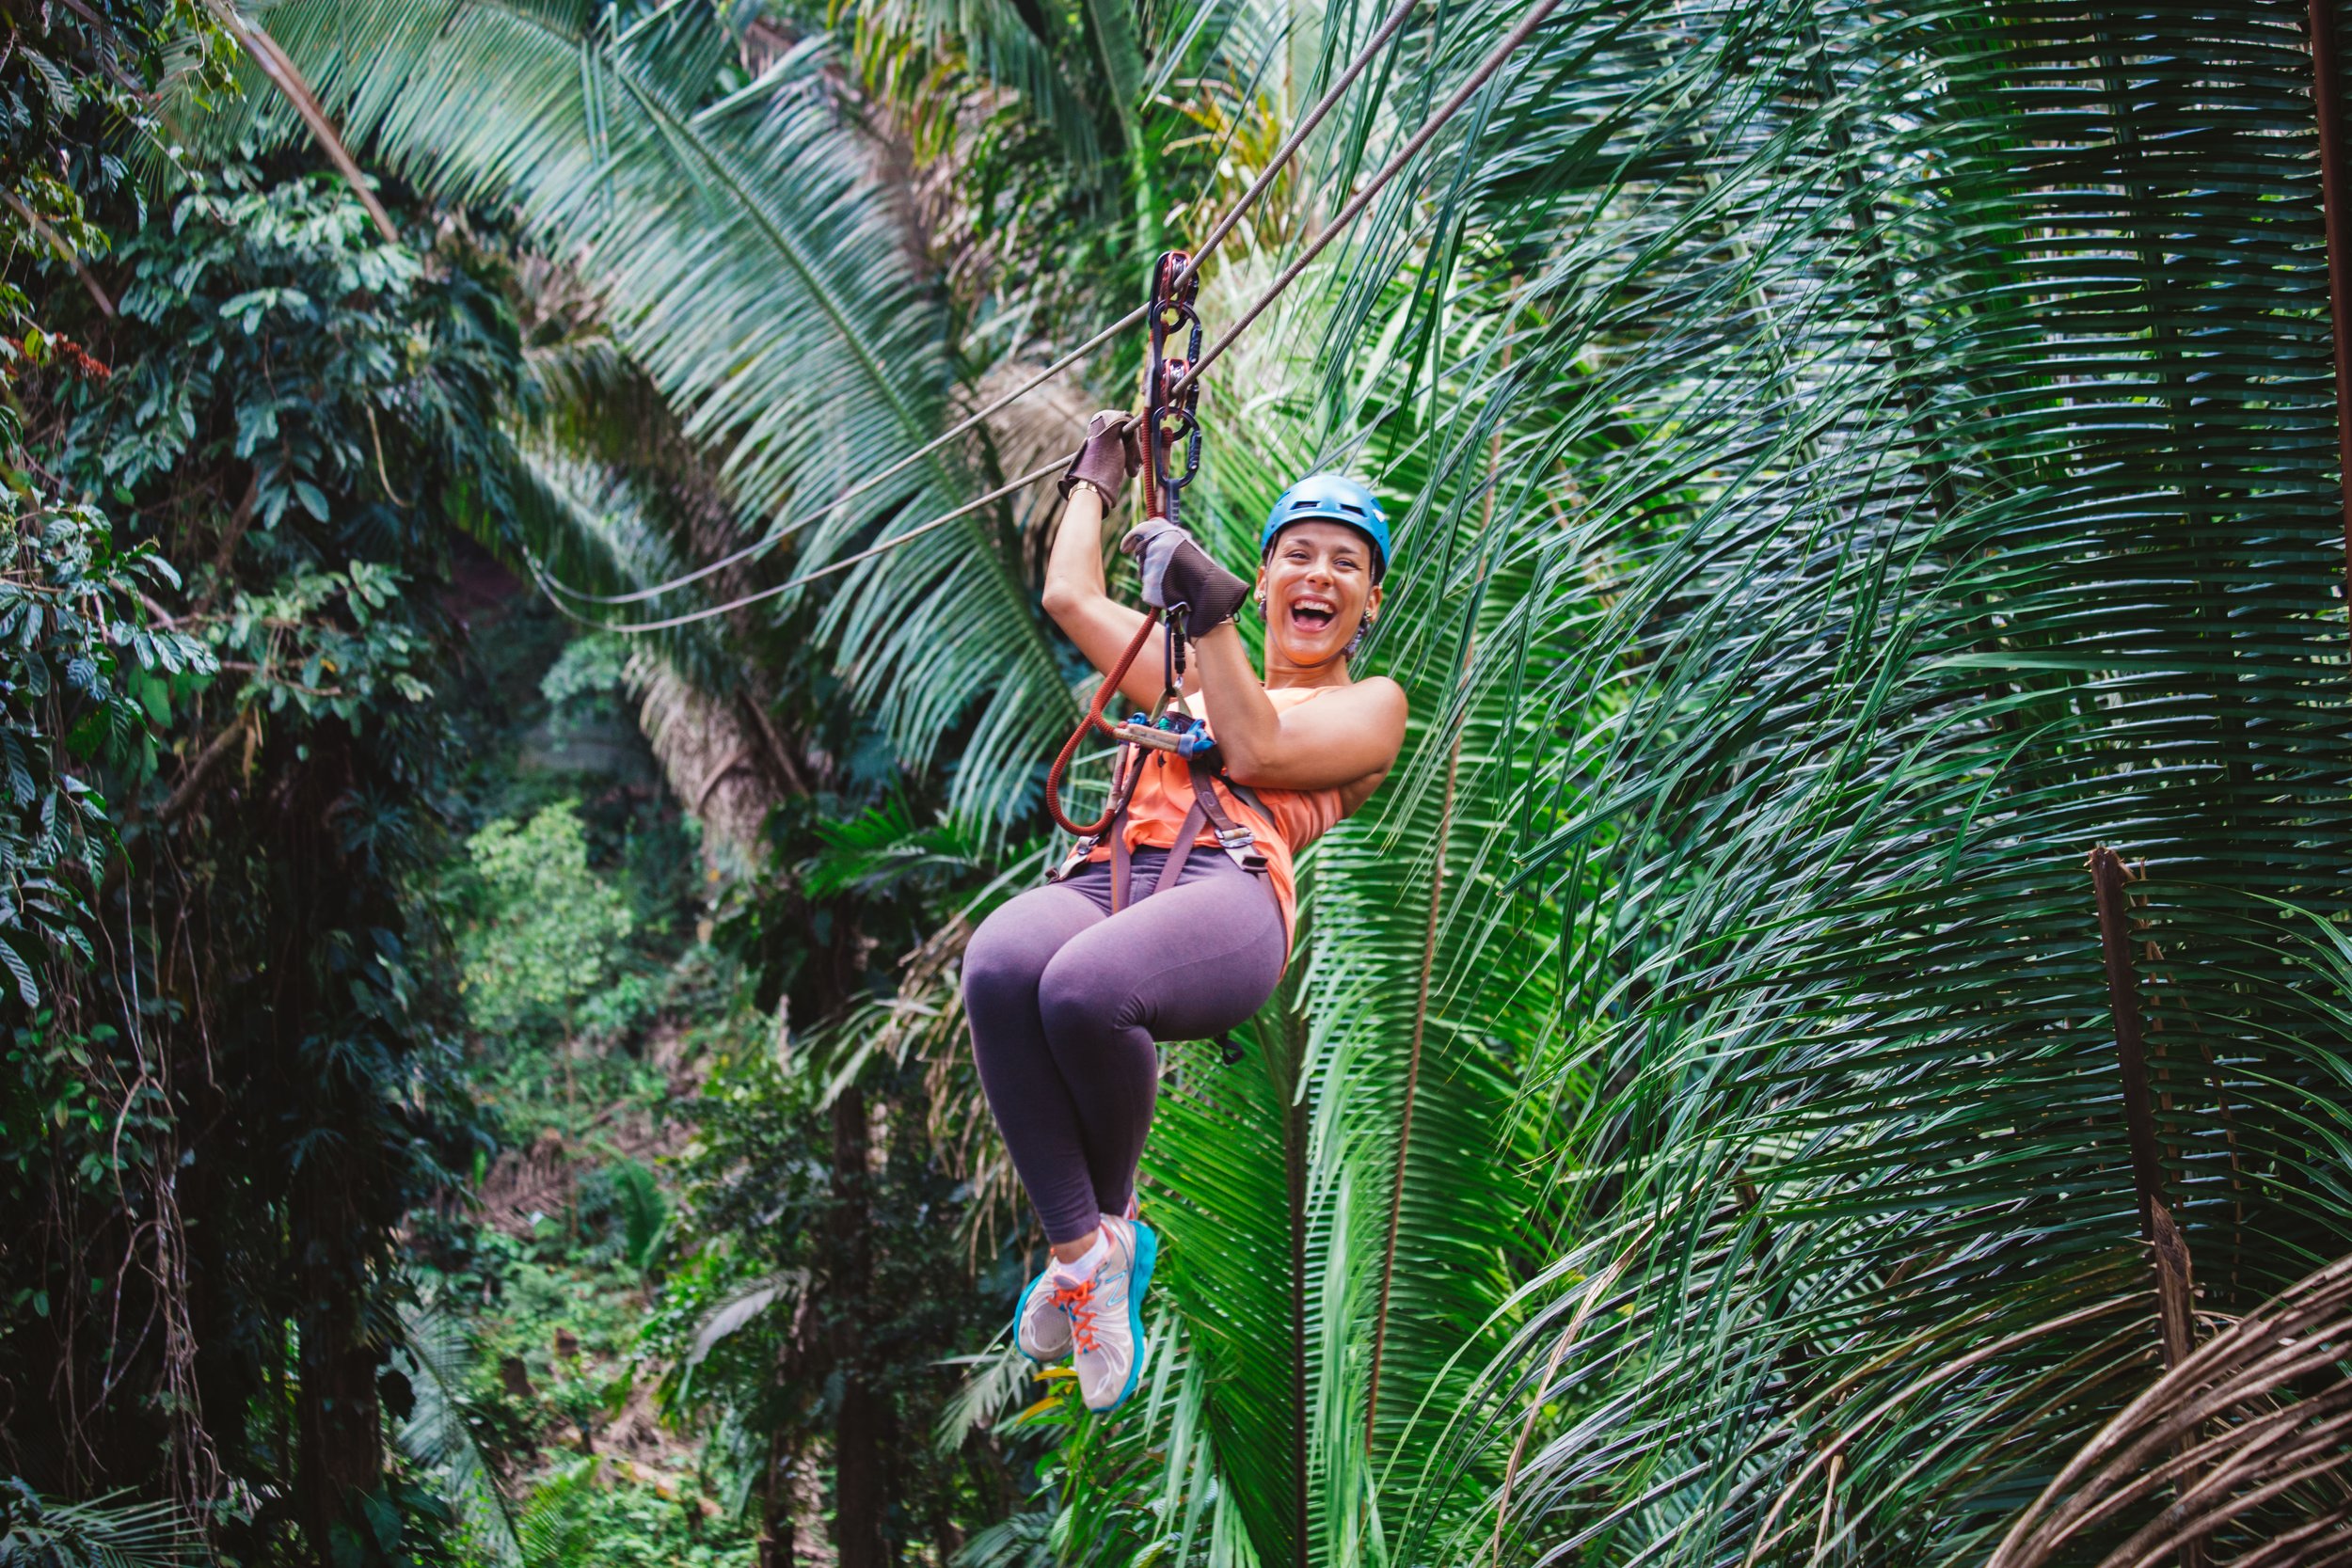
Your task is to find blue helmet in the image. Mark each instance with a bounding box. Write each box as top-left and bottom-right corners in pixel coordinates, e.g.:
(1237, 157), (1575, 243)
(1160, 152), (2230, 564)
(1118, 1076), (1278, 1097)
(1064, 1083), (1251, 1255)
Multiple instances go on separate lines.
(1261, 473), (1390, 580)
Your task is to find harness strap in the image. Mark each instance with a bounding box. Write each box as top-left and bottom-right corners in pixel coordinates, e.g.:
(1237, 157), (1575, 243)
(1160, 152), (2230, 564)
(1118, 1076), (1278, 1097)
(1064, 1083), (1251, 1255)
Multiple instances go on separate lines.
(1217, 775), (1277, 835)
(1081, 752), (1279, 917)
(1152, 794), (1212, 898)
(1186, 755), (1272, 879)
(1108, 800), (1131, 911)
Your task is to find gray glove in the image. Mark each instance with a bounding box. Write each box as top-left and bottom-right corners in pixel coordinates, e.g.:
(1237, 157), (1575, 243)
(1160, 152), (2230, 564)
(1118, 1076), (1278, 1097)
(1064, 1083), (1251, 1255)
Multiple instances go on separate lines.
(1120, 517), (1250, 630)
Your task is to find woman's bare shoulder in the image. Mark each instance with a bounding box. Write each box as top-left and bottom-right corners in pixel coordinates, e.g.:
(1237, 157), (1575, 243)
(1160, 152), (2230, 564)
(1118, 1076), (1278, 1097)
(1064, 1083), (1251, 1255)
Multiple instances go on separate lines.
(1315, 675), (1407, 727)
(1269, 675), (1407, 713)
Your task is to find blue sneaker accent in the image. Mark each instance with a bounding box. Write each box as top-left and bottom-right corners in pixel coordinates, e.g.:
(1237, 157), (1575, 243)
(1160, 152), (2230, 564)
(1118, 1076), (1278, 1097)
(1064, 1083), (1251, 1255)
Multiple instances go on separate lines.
(1102, 1220), (1159, 1415)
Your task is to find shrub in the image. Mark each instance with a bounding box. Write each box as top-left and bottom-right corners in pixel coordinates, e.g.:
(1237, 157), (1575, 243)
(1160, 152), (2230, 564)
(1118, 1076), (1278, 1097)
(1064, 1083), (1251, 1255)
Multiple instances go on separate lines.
(458, 801), (635, 1038)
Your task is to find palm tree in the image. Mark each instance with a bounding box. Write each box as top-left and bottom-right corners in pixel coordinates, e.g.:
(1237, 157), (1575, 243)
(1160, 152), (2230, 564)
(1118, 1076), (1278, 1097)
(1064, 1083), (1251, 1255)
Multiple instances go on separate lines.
(1359, 1), (2352, 1561)
(209, 0), (2352, 1561)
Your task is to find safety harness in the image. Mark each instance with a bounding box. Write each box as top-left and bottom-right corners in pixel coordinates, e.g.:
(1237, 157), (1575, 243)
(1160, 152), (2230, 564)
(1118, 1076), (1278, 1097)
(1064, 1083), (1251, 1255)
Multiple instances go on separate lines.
(1042, 252), (1279, 1063)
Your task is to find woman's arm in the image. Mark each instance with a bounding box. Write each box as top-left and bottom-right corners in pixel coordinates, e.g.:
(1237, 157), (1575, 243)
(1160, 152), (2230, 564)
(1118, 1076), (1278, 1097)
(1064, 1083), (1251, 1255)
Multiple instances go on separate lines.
(1190, 624), (1408, 792)
(1040, 487), (1188, 712)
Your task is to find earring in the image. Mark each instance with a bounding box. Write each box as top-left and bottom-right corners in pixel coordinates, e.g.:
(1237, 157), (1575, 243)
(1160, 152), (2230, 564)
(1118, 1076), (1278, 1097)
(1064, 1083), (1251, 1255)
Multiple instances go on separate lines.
(1343, 612), (1373, 658)
(1254, 591), (1268, 617)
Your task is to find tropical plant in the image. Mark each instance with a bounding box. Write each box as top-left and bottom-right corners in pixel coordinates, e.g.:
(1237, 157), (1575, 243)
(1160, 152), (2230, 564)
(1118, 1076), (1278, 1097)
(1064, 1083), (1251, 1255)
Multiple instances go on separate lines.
(205, 0), (1077, 829)
(194, 0), (2352, 1564)
(1322, 1), (2352, 1563)
(0, 499), (212, 1006)
(0, 1477), (206, 1568)
(4, 146), (517, 1555)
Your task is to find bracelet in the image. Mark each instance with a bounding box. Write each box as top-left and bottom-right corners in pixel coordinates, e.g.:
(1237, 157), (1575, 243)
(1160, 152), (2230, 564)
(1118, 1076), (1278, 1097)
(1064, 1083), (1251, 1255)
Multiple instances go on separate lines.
(1067, 478), (1115, 507)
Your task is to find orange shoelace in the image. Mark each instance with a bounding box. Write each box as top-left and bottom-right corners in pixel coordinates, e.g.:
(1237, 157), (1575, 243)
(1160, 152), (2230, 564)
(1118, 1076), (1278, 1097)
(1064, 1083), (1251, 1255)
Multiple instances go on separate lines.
(1054, 1277), (1101, 1354)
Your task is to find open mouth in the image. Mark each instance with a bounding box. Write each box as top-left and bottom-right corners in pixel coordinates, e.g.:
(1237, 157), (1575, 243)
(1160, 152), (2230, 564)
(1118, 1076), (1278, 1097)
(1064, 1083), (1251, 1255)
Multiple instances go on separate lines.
(1288, 597), (1337, 634)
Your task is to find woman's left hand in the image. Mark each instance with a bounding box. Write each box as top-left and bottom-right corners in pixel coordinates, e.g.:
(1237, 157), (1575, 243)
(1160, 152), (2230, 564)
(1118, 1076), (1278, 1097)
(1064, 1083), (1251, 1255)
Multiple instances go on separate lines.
(1120, 518), (1250, 629)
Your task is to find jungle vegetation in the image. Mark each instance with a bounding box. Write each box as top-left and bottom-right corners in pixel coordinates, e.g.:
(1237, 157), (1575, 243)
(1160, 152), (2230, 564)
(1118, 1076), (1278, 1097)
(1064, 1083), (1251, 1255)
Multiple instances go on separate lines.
(3, 0), (2350, 1564)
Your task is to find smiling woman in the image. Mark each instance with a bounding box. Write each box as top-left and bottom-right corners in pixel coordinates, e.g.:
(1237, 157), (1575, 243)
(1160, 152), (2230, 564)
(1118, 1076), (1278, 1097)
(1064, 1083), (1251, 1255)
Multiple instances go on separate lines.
(961, 416), (1407, 1417)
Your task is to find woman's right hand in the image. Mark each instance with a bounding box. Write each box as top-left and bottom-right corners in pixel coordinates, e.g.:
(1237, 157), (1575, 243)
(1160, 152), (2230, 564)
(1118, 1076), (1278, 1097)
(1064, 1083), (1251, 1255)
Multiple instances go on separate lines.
(1058, 411), (1140, 502)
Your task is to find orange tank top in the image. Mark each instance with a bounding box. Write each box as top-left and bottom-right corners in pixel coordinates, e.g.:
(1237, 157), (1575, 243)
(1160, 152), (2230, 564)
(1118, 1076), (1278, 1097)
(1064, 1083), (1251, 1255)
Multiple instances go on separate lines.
(1091, 686), (1350, 945)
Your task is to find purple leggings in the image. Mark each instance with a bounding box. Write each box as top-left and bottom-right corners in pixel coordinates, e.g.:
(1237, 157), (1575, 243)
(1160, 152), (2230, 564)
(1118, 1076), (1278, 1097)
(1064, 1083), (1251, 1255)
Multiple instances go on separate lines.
(963, 849), (1287, 1243)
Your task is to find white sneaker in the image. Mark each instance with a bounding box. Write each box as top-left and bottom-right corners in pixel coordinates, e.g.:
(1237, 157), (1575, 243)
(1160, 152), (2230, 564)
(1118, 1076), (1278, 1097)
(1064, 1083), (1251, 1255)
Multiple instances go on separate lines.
(1058, 1214), (1158, 1414)
(1015, 1202), (1140, 1365)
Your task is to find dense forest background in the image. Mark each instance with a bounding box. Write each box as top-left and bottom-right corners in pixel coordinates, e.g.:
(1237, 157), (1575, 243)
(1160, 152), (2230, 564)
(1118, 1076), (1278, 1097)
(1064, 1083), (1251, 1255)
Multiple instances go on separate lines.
(5, 0), (2352, 1565)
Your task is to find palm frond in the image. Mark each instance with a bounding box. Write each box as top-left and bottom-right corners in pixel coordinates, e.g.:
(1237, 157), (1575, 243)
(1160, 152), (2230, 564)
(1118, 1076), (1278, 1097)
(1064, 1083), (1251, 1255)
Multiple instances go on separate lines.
(1290, 0), (2352, 1560)
(216, 0), (1074, 827)
(1991, 1245), (2352, 1568)
(394, 1300), (524, 1568)
(0, 1480), (208, 1568)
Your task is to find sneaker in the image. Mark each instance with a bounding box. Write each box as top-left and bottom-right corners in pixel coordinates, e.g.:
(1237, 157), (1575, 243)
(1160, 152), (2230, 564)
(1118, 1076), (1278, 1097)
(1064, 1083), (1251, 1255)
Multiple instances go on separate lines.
(1058, 1214), (1158, 1414)
(1014, 1268), (1072, 1363)
(1016, 1203), (1140, 1364)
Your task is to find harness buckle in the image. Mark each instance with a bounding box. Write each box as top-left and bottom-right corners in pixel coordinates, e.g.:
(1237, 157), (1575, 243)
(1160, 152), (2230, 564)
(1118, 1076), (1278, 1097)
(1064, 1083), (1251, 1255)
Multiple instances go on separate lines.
(1214, 826), (1267, 874)
(1049, 836), (1098, 882)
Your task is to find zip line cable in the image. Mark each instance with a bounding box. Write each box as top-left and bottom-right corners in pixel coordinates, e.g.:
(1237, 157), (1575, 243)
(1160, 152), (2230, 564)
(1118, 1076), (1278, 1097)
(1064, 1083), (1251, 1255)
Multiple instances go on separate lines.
(532, 455), (1068, 635)
(545, 0), (1559, 638)
(1166, 0), (1565, 404)
(542, 304), (1145, 606)
(541, 0), (1425, 609)
(1166, 0), (1424, 294)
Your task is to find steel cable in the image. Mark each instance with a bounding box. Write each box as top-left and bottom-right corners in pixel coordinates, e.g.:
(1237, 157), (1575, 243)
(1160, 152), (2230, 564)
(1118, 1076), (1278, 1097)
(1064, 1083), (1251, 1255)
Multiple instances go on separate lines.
(532, 456), (1067, 635)
(550, 0), (1560, 636)
(541, 0), (1425, 608)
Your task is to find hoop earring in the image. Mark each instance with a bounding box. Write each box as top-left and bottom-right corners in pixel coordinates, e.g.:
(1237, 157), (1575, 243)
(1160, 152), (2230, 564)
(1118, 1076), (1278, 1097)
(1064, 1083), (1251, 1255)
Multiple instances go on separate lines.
(1343, 612), (1373, 659)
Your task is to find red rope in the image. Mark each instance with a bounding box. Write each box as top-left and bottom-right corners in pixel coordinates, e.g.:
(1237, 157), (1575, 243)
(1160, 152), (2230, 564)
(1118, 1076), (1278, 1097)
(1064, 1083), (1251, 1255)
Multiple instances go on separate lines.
(1044, 612), (1159, 834)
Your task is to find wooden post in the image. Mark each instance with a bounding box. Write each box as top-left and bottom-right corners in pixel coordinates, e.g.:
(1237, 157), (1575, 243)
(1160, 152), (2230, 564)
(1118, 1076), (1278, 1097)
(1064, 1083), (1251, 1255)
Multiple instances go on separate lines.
(2088, 847), (2203, 1567)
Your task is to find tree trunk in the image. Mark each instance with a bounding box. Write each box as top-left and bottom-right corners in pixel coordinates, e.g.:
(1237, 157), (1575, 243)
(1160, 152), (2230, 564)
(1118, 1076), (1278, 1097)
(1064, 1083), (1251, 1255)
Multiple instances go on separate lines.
(758, 1425), (800, 1568)
(294, 1157), (382, 1559)
(830, 1082), (887, 1568)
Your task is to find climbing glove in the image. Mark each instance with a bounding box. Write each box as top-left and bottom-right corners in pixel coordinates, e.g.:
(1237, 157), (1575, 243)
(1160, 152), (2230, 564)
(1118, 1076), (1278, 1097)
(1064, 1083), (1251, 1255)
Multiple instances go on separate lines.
(1058, 411), (1140, 503)
(1120, 517), (1251, 632)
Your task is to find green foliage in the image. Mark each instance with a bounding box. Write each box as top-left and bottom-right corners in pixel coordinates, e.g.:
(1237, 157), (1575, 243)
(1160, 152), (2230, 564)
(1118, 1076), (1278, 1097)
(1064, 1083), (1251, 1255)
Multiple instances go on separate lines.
(1, 68), (520, 1551)
(0, 0), (228, 1018)
(392, 1302), (527, 1568)
(220, 0), (1075, 830)
(507, 1457), (753, 1568)
(91, 1), (2352, 1564)
(655, 1042), (1027, 1556)
(323, 1481), (465, 1568)
(0, 1477), (206, 1568)
(208, 561), (435, 721)
(0, 500), (212, 1006)
(603, 1160), (672, 1276)
(457, 801), (637, 1038)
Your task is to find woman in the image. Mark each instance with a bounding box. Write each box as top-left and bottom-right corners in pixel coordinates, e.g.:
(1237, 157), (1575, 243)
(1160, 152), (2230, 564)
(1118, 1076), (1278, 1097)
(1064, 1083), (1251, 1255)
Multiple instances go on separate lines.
(961, 414), (1408, 1414)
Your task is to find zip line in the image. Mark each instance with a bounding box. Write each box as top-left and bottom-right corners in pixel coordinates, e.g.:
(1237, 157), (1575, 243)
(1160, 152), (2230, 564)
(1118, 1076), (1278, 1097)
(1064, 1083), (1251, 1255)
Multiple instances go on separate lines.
(541, 0), (1559, 637)
(531, 455), (1067, 635)
(544, 0), (1425, 610)
(1168, 0), (1565, 404)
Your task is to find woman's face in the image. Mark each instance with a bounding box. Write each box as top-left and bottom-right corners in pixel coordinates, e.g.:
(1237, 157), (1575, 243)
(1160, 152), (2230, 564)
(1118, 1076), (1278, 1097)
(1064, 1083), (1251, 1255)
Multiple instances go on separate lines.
(1256, 520), (1383, 667)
